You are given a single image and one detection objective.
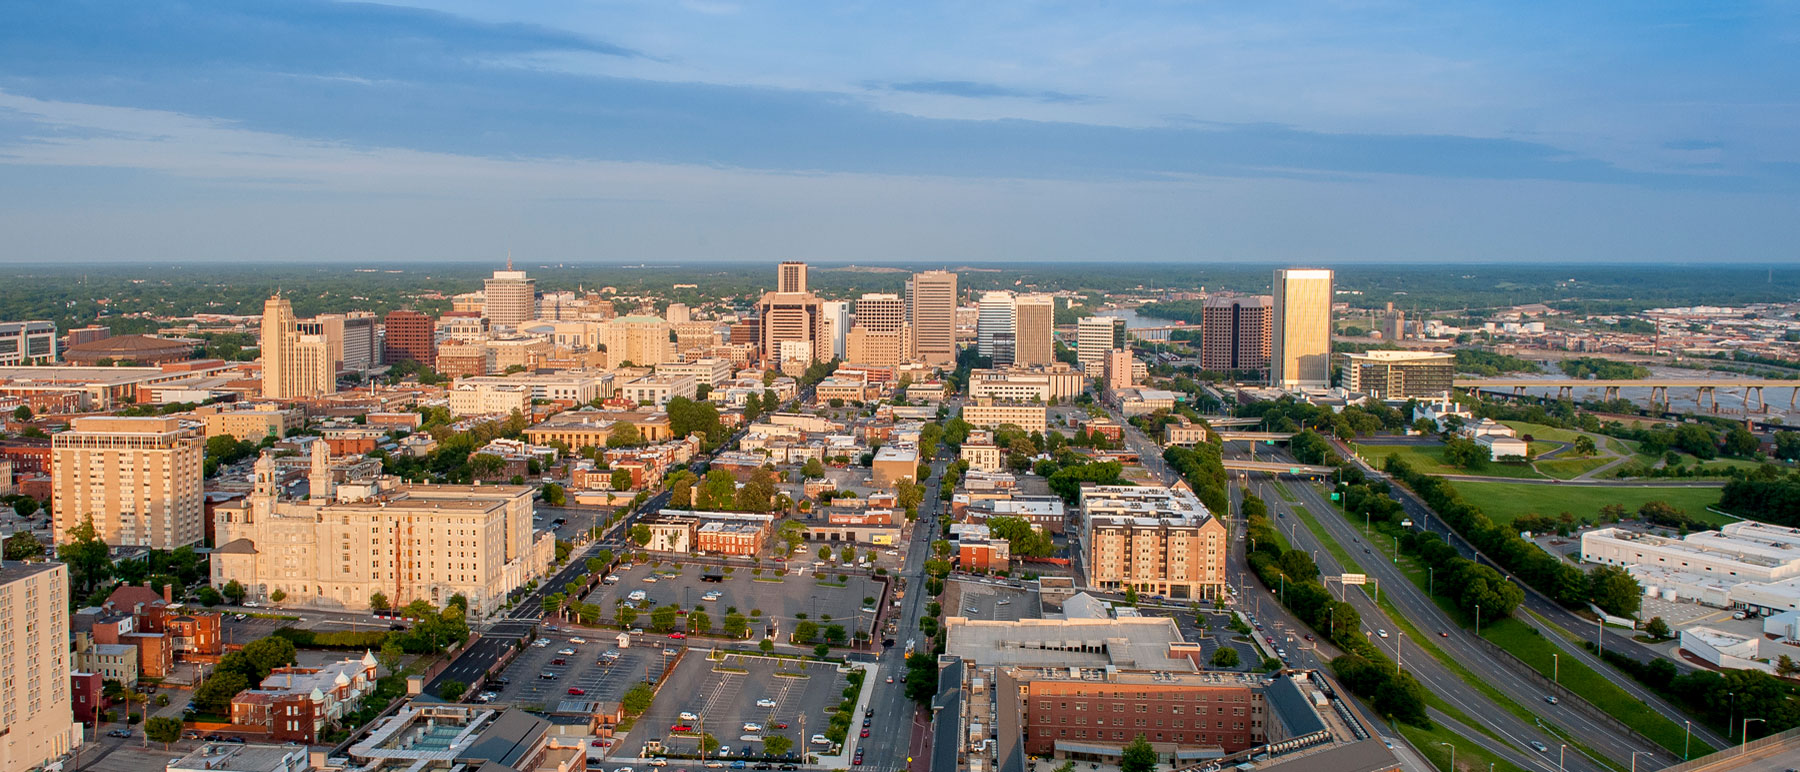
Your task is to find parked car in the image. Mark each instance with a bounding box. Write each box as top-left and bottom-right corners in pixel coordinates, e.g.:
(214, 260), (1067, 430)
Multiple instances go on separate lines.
(668, 633), (686, 640)
(568, 687), (586, 695)
(756, 698), (777, 708)
(569, 637), (587, 644)
(557, 647), (577, 656)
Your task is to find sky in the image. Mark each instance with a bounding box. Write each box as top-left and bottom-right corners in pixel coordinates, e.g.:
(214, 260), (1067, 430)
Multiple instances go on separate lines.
(0, 1), (1796, 264)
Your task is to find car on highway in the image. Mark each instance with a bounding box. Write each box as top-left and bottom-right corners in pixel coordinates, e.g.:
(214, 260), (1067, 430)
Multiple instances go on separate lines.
(1439, 631), (1449, 637)
(1530, 742), (1548, 752)
(1377, 629), (1389, 638)
(886, 676), (894, 683)
(860, 729), (869, 738)
(1544, 695), (1559, 705)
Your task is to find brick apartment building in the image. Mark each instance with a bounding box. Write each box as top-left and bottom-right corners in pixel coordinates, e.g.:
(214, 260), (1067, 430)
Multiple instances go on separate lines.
(1012, 668), (1266, 758)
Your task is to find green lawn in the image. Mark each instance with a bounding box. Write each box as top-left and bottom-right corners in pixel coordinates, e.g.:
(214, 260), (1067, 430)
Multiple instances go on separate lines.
(1501, 421), (1585, 443)
(1534, 456), (1615, 480)
(1443, 480), (1729, 526)
(1352, 443), (1546, 480)
(1399, 722), (1531, 772)
(1481, 616), (1715, 758)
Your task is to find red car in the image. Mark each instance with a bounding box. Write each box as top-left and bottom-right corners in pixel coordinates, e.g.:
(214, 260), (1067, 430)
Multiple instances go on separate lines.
(773, 557), (787, 562)
(567, 687), (585, 695)
(669, 633), (686, 640)
(860, 729), (870, 738)
(551, 658), (568, 666)
(772, 723), (789, 729)
(671, 724), (694, 733)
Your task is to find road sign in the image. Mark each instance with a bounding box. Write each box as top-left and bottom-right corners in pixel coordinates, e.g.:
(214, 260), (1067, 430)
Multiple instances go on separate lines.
(1289, 467), (1300, 474)
(1341, 573), (1367, 586)
(1330, 493), (1341, 501)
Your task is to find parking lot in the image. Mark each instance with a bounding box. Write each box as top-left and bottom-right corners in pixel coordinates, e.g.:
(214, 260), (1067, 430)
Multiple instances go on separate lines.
(627, 653), (856, 761)
(1144, 608), (1260, 670)
(584, 562), (885, 640)
(943, 578), (1040, 622)
(487, 631), (672, 710)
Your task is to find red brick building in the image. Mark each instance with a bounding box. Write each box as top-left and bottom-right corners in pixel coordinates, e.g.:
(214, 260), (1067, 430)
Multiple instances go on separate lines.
(71, 671), (106, 724)
(958, 539), (1011, 572)
(696, 521), (767, 556)
(232, 653), (380, 743)
(382, 310), (437, 368)
(1016, 669), (1265, 758)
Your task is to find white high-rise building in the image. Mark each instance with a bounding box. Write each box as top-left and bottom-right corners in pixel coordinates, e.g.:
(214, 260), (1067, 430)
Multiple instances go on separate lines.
(1271, 268), (1334, 389)
(1076, 316), (1125, 374)
(821, 300), (851, 360)
(483, 261), (537, 329)
(977, 291), (1017, 364)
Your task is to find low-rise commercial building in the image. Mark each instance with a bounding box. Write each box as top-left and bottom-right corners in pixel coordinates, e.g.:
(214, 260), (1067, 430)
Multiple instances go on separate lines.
(199, 405), (304, 441)
(448, 382), (531, 417)
(872, 445), (921, 487)
(1339, 350), (1454, 400)
(962, 402), (1048, 434)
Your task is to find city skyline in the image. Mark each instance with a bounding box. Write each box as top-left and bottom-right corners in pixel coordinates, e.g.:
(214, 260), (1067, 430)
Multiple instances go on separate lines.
(0, 2), (1795, 264)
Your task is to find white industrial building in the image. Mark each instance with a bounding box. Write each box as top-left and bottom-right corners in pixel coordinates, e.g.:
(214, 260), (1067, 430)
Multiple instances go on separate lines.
(1582, 522), (1800, 615)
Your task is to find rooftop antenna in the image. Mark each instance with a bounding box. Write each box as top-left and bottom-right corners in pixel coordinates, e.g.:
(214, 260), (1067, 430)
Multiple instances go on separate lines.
(506, 250), (513, 271)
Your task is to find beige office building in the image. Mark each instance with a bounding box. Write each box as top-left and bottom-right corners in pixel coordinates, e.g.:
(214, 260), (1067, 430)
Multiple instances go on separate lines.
(211, 446), (552, 618)
(295, 312), (379, 372)
(961, 402), (1048, 434)
(483, 264), (538, 329)
(854, 293), (907, 334)
(777, 261), (809, 294)
(1012, 294), (1055, 366)
(53, 416), (205, 549)
(604, 316), (675, 367)
(260, 295), (335, 400)
(909, 270), (958, 366)
(0, 562), (76, 772)
(845, 327), (910, 368)
(757, 293), (824, 373)
(1271, 268), (1334, 389)
(1082, 484), (1227, 600)
(200, 406), (304, 441)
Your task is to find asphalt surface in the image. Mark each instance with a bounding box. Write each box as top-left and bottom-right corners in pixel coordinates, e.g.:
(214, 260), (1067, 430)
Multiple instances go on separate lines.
(1328, 437), (1733, 752)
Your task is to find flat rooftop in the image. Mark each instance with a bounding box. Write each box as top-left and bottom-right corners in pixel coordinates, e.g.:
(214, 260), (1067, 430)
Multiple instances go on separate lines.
(945, 616), (1194, 671)
(169, 743), (306, 772)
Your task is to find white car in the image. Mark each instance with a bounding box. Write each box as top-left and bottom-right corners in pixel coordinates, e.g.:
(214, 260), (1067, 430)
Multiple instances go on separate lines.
(648, 760), (668, 767)
(532, 638), (552, 647)
(1377, 629), (1389, 639)
(569, 637), (587, 644)
(756, 698), (777, 708)
(642, 576), (658, 583)
(557, 647), (577, 656)
(679, 711), (700, 722)
(997, 599), (1011, 606)
(742, 723), (762, 733)
(628, 590), (648, 602)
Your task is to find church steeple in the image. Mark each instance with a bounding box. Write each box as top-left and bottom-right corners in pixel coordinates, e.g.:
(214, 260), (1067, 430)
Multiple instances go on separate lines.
(309, 439), (334, 503)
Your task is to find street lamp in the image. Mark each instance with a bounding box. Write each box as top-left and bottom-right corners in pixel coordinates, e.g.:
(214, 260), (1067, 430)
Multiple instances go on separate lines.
(1559, 744), (1567, 772)
(1475, 604), (1481, 637)
(1437, 743), (1454, 772)
(1552, 653), (1559, 685)
(1743, 718), (1765, 754)
(1684, 720), (1692, 760)
(1631, 751), (1653, 772)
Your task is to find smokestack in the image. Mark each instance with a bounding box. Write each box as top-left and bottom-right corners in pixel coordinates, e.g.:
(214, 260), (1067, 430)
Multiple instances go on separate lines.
(163, 584), (173, 603)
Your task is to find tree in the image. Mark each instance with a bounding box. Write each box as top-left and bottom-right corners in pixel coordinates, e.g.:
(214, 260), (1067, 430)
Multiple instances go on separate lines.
(617, 605), (639, 627)
(1724, 427), (1761, 457)
(58, 516), (113, 592)
(193, 670), (249, 713)
(818, 545), (832, 561)
(1209, 647), (1240, 668)
(1775, 431), (1800, 462)
(1120, 735), (1157, 772)
(1588, 565), (1643, 618)
(612, 468), (633, 491)
(222, 579), (247, 604)
(1574, 435), (1598, 456)
(195, 585), (223, 606)
(631, 523), (653, 547)
(270, 588), (288, 603)
(763, 734), (793, 756)
(802, 458), (825, 479)
(3, 531), (44, 561)
(12, 405), (31, 421)
(607, 421), (643, 448)
(1122, 586), (1139, 607)
(813, 642), (831, 658)
(378, 636), (406, 673)
(759, 639), (775, 653)
(439, 679), (468, 701)
(542, 483), (567, 506)
(688, 610), (712, 633)
(1644, 616), (1672, 640)
(698, 469), (737, 510)
(824, 624), (847, 644)
(622, 682), (655, 714)
(724, 612), (750, 638)
(242, 637), (298, 675)
(145, 716), (183, 748)
(792, 621), (819, 642)
(651, 605), (679, 632)
(370, 591), (391, 611)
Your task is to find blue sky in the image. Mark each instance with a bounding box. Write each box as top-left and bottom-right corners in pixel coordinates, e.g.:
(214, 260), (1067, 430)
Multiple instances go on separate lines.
(0, 1), (1795, 263)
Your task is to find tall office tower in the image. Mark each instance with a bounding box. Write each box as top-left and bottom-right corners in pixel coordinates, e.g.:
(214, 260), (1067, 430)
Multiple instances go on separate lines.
(778, 261), (809, 294)
(908, 270), (958, 366)
(0, 561), (75, 772)
(0, 321), (56, 366)
(757, 293), (824, 372)
(52, 416), (205, 549)
(665, 303), (692, 324)
(1200, 295), (1273, 374)
(977, 291), (1016, 364)
(382, 310), (437, 368)
(1380, 302), (1406, 342)
(1271, 268), (1334, 389)
(483, 261), (537, 329)
(260, 295), (337, 399)
(854, 293), (907, 334)
(297, 312), (379, 373)
(820, 301), (851, 360)
(1012, 294), (1055, 366)
(1076, 316), (1126, 374)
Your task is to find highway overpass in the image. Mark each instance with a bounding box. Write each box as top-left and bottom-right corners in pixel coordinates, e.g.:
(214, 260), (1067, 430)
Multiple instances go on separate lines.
(1220, 459), (1336, 475)
(1455, 377), (1800, 410)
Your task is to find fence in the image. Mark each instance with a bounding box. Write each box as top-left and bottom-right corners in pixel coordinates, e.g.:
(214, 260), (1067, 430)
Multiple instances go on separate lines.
(1652, 725), (1800, 772)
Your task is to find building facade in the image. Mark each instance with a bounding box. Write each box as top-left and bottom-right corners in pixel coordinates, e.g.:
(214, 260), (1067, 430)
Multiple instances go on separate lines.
(211, 447), (551, 617)
(909, 270), (958, 366)
(1076, 316), (1126, 374)
(483, 265), (537, 329)
(53, 416), (205, 549)
(1270, 269), (1334, 389)
(961, 402), (1048, 434)
(1082, 484), (1227, 600)
(1012, 294), (1055, 367)
(1340, 350), (1453, 399)
(0, 322), (57, 366)
(977, 292), (1016, 363)
(1200, 295), (1272, 374)
(381, 310), (436, 368)
(260, 295), (335, 399)
(0, 562), (75, 772)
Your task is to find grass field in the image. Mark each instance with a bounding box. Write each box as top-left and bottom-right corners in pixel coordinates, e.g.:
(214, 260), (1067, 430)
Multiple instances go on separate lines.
(1481, 616), (1714, 758)
(1534, 456), (1615, 480)
(1501, 421), (1585, 443)
(1443, 480), (1729, 526)
(1353, 443), (1546, 480)
(1399, 721), (1531, 772)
